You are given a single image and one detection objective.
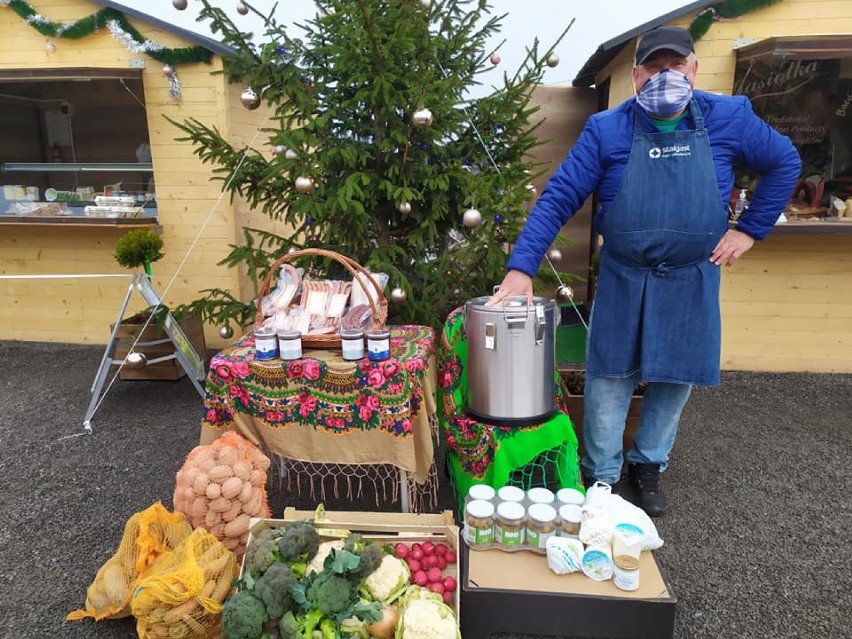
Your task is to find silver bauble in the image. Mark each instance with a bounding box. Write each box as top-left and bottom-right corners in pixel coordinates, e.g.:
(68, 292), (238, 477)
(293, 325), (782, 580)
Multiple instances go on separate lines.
(284, 148), (298, 160)
(219, 324), (234, 339)
(462, 208), (482, 228)
(556, 285), (574, 302)
(490, 52), (501, 65)
(295, 176), (314, 194)
(398, 201), (412, 215)
(46, 42), (57, 54)
(236, 2), (249, 15)
(548, 248), (563, 262)
(273, 145), (286, 155)
(162, 64), (174, 77)
(288, 246), (299, 254)
(125, 351), (148, 370)
(546, 52), (560, 68)
(412, 108), (433, 127)
(240, 87), (260, 110)
(172, 0), (188, 10)
(526, 183), (537, 199)
(390, 287), (408, 303)
(420, 0), (431, 7)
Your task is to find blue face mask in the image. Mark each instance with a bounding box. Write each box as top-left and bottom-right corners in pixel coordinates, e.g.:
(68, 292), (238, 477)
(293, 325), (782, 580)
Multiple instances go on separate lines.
(636, 69), (693, 117)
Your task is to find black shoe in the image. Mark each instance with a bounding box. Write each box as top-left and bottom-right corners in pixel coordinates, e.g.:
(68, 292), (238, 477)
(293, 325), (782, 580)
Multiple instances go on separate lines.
(628, 463), (666, 517)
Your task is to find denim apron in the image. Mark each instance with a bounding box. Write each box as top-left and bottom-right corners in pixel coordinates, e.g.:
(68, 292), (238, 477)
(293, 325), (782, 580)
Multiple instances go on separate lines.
(587, 99), (728, 386)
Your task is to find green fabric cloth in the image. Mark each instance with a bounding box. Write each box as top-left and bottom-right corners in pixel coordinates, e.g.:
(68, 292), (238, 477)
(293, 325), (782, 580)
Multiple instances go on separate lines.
(437, 307), (582, 516)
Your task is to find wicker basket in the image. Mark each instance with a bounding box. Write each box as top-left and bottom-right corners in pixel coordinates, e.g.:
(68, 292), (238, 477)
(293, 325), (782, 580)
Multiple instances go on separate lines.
(254, 248), (388, 350)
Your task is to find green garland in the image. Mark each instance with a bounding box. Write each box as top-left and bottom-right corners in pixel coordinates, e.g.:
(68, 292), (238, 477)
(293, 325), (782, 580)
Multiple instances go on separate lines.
(5, 0), (213, 66)
(689, 0), (784, 41)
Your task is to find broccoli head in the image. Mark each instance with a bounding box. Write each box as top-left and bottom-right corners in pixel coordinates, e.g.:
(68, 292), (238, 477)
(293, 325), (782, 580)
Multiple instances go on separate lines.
(245, 527), (281, 577)
(279, 609), (324, 639)
(278, 520), (320, 563)
(341, 534), (383, 579)
(254, 561), (297, 619)
(221, 590), (268, 639)
(306, 571), (354, 616)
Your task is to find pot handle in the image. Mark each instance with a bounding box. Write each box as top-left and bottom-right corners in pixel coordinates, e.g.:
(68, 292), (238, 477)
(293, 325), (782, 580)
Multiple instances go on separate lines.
(535, 303), (546, 344)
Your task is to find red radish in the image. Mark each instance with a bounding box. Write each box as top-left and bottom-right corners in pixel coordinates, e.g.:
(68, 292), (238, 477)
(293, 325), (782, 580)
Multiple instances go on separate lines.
(410, 547), (424, 561)
(394, 543), (410, 559)
(442, 591), (454, 605)
(442, 576), (457, 592)
(424, 554), (439, 569)
(436, 555), (447, 570)
(427, 567), (443, 584)
(445, 550), (457, 564)
(411, 543), (422, 553)
(413, 570), (429, 586)
(407, 558), (421, 573)
(429, 582), (445, 595)
(422, 541), (435, 555)
(435, 543), (448, 556)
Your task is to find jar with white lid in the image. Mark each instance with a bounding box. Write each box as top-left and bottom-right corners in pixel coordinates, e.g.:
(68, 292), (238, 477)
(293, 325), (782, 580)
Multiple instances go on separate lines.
(253, 328), (278, 360)
(495, 501), (526, 547)
(464, 499), (495, 546)
(467, 483), (496, 502)
(497, 485), (525, 503)
(557, 504), (582, 539)
(527, 487), (555, 505)
(525, 503), (557, 549)
(556, 487), (585, 506)
(366, 329), (391, 361)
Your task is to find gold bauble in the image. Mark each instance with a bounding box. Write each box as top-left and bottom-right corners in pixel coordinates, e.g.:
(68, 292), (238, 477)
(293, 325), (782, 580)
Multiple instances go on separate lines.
(412, 108), (433, 127)
(556, 285), (574, 302)
(124, 351), (148, 370)
(240, 87), (260, 110)
(295, 176), (314, 194)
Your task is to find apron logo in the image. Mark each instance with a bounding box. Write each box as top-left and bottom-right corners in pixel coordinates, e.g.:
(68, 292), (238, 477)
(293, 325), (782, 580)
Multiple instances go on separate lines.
(649, 145), (691, 160)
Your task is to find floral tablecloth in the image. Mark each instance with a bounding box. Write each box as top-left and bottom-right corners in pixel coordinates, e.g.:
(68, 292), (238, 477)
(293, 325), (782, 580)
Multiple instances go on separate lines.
(201, 326), (436, 486)
(438, 307), (582, 514)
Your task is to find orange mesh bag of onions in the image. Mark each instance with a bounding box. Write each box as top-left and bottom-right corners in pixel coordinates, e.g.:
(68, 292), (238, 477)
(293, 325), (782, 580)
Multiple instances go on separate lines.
(173, 431), (271, 558)
(66, 502), (192, 622)
(131, 528), (238, 639)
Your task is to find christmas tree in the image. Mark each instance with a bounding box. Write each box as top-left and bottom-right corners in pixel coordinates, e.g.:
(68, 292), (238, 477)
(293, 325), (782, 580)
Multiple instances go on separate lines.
(174, 0), (572, 330)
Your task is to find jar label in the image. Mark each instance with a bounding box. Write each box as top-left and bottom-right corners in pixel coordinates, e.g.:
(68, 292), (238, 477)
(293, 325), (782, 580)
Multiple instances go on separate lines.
(255, 336), (278, 360)
(341, 341), (365, 360)
(279, 341), (302, 360)
(496, 525), (524, 546)
(464, 523), (494, 545)
(367, 337), (390, 361)
(613, 565), (640, 591)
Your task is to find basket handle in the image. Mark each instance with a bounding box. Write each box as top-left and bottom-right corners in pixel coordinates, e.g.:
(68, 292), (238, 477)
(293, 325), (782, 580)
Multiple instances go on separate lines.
(254, 248), (388, 329)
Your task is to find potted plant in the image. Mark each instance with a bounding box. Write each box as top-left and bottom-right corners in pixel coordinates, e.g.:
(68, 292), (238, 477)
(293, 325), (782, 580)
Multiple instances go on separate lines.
(112, 229), (206, 381)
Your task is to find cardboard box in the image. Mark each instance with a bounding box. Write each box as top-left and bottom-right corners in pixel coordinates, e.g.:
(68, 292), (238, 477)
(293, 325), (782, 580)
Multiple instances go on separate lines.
(247, 509), (461, 620)
(461, 543), (675, 638)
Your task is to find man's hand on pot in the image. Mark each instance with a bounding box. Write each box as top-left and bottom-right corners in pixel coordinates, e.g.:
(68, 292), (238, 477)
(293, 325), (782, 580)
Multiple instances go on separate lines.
(710, 229), (754, 267)
(486, 270), (534, 306)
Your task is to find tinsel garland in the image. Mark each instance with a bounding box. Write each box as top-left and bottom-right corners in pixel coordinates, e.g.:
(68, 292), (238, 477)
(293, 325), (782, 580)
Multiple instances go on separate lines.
(4, 0), (213, 65)
(689, 0), (784, 41)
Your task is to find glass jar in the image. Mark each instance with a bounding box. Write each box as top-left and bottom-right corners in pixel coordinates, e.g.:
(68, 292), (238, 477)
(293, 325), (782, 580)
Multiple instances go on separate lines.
(556, 487), (585, 507)
(527, 487), (555, 505)
(494, 501), (526, 547)
(277, 330), (303, 360)
(253, 328), (278, 360)
(496, 485), (525, 503)
(464, 499), (495, 546)
(613, 555), (641, 591)
(557, 504), (582, 539)
(340, 328), (365, 361)
(366, 329), (391, 361)
(525, 503), (557, 550)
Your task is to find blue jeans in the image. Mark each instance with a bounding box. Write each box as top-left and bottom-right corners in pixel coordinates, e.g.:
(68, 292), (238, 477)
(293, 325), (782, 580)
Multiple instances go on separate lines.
(580, 372), (692, 484)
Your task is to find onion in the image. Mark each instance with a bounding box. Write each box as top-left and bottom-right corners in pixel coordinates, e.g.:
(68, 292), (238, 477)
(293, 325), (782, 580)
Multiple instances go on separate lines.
(367, 605), (400, 639)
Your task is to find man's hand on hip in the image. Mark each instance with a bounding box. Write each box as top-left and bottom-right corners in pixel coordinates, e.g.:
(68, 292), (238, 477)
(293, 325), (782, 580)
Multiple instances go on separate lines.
(710, 229), (754, 267)
(486, 270), (533, 306)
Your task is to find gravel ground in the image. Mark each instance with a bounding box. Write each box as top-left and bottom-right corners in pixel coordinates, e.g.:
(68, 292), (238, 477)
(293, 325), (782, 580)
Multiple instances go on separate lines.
(1, 340), (850, 639)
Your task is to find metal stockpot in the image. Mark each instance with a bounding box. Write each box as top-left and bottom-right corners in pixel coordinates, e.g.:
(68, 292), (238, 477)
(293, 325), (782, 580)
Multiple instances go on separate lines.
(464, 295), (559, 424)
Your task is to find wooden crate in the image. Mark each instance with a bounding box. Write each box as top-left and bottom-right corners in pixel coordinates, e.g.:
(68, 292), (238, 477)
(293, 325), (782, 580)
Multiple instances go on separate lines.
(111, 314), (205, 381)
(245, 509), (461, 619)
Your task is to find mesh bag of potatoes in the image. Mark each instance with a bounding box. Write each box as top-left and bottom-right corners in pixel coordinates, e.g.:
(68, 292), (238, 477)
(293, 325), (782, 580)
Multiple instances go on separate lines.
(131, 527), (238, 639)
(67, 502), (192, 622)
(173, 431), (271, 558)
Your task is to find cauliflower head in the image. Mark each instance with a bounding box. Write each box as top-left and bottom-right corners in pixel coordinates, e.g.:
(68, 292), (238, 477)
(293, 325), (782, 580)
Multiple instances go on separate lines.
(399, 598), (459, 639)
(307, 539), (345, 576)
(363, 554), (410, 602)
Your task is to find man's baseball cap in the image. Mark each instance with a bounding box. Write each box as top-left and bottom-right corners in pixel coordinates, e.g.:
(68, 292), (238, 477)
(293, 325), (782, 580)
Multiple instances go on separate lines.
(635, 26), (695, 65)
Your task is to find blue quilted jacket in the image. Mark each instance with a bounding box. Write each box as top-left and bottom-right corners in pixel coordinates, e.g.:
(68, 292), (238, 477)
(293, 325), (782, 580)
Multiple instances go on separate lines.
(507, 90), (802, 277)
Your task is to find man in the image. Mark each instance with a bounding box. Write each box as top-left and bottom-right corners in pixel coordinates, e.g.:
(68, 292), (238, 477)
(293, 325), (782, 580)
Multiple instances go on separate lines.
(489, 26), (801, 516)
